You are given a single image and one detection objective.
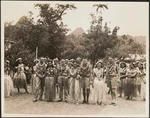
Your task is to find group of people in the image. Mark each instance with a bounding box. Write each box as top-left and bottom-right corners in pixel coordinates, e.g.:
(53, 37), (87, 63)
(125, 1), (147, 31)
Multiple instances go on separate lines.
(4, 56), (146, 106)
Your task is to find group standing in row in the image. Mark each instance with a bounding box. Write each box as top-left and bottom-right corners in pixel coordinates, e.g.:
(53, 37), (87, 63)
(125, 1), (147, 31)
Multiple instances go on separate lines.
(4, 57), (146, 106)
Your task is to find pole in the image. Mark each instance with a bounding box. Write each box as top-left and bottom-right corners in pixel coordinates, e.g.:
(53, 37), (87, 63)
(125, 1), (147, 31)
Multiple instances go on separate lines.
(36, 46), (38, 59)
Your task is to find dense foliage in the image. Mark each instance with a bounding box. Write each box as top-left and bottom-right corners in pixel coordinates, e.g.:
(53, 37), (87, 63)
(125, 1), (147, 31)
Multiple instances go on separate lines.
(5, 4), (145, 67)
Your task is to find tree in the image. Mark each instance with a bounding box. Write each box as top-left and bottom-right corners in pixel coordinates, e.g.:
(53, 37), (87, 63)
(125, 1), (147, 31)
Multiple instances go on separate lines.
(105, 35), (145, 58)
(4, 3), (76, 67)
(83, 4), (120, 64)
(34, 4), (76, 58)
(61, 33), (87, 59)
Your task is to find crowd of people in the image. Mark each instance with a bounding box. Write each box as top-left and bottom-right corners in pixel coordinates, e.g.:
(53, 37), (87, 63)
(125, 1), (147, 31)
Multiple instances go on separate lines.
(4, 56), (146, 106)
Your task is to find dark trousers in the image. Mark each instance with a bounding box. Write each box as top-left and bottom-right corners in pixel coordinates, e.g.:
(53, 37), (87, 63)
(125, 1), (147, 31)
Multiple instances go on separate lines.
(82, 88), (90, 103)
(39, 77), (45, 100)
(81, 77), (90, 103)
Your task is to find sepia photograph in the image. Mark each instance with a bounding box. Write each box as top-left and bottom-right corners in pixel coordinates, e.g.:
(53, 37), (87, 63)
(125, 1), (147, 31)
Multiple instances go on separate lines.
(1, 1), (149, 117)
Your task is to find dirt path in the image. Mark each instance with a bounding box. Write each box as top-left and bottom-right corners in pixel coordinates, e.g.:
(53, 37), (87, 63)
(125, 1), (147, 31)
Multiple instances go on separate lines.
(3, 87), (147, 117)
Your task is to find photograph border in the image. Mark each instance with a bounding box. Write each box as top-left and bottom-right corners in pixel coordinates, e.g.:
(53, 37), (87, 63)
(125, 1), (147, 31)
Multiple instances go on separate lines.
(1, 0), (149, 117)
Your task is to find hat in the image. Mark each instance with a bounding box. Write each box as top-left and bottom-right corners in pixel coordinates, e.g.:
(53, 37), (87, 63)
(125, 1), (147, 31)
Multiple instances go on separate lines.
(108, 57), (113, 60)
(48, 58), (53, 62)
(65, 59), (69, 62)
(34, 59), (39, 63)
(76, 57), (81, 61)
(6, 60), (10, 63)
(70, 59), (75, 62)
(61, 59), (65, 63)
(40, 57), (45, 60)
(16, 58), (22, 62)
(95, 60), (103, 67)
(53, 58), (59, 62)
(120, 62), (126, 67)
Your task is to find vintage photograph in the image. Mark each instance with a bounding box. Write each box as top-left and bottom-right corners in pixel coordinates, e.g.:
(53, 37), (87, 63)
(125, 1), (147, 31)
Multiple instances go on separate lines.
(1, 1), (149, 117)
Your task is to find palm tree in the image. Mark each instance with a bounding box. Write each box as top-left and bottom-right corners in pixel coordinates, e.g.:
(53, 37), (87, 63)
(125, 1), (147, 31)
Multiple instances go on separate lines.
(93, 4), (108, 15)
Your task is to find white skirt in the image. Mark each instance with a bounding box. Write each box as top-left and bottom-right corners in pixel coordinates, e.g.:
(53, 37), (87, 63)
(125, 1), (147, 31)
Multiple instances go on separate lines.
(5, 74), (14, 97)
(141, 82), (146, 100)
(90, 78), (108, 104)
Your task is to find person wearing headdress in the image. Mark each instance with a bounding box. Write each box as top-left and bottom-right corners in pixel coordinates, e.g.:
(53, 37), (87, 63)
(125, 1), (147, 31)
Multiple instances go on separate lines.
(58, 59), (70, 102)
(13, 58), (29, 93)
(135, 61), (143, 97)
(108, 61), (120, 105)
(44, 59), (57, 102)
(140, 62), (146, 101)
(24, 64), (31, 85)
(73, 60), (81, 104)
(118, 61), (127, 97)
(52, 58), (59, 98)
(79, 59), (92, 104)
(132, 61), (140, 98)
(68, 61), (77, 103)
(135, 62), (145, 98)
(105, 59), (113, 95)
(32, 59), (40, 101)
(4, 60), (14, 97)
(126, 63), (137, 100)
(34, 57), (47, 101)
(75, 57), (82, 102)
(92, 60), (108, 105)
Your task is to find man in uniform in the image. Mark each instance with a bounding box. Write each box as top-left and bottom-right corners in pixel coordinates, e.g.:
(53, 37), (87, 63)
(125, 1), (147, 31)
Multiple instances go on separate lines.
(58, 59), (70, 102)
(35, 57), (47, 101)
(79, 59), (92, 104)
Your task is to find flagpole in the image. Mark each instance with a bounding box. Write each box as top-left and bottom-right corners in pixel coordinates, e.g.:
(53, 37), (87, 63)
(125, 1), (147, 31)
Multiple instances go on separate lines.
(36, 46), (38, 59)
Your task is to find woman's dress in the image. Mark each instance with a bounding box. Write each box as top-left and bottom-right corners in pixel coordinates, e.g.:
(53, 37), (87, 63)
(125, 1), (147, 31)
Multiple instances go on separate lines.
(68, 68), (77, 103)
(14, 64), (27, 89)
(140, 69), (146, 100)
(5, 74), (14, 97)
(126, 68), (137, 99)
(92, 68), (108, 104)
(44, 67), (56, 101)
(119, 67), (127, 97)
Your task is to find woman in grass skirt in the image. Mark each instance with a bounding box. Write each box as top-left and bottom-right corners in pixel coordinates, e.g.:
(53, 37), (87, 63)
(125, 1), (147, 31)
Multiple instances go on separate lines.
(44, 59), (57, 102)
(4, 60), (14, 97)
(68, 61), (79, 103)
(138, 62), (146, 100)
(32, 59), (41, 102)
(13, 58), (29, 93)
(118, 62), (127, 97)
(109, 64), (119, 105)
(126, 63), (137, 100)
(93, 60), (108, 105)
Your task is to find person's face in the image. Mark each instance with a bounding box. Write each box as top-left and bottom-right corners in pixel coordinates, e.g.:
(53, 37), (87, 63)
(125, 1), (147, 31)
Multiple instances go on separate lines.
(19, 60), (22, 63)
(121, 63), (125, 68)
(40, 59), (44, 64)
(83, 61), (87, 66)
(48, 62), (53, 66)
(97, 63), (102, 69)
(139, 64), (143, 69)
(35, 61), (38, 64)
(130, 64), (134, 69)
(6, 62), (9, 66)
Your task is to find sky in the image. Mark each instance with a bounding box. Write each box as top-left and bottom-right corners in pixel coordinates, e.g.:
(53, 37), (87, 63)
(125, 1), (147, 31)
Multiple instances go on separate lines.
(1, 1), (149, 37)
